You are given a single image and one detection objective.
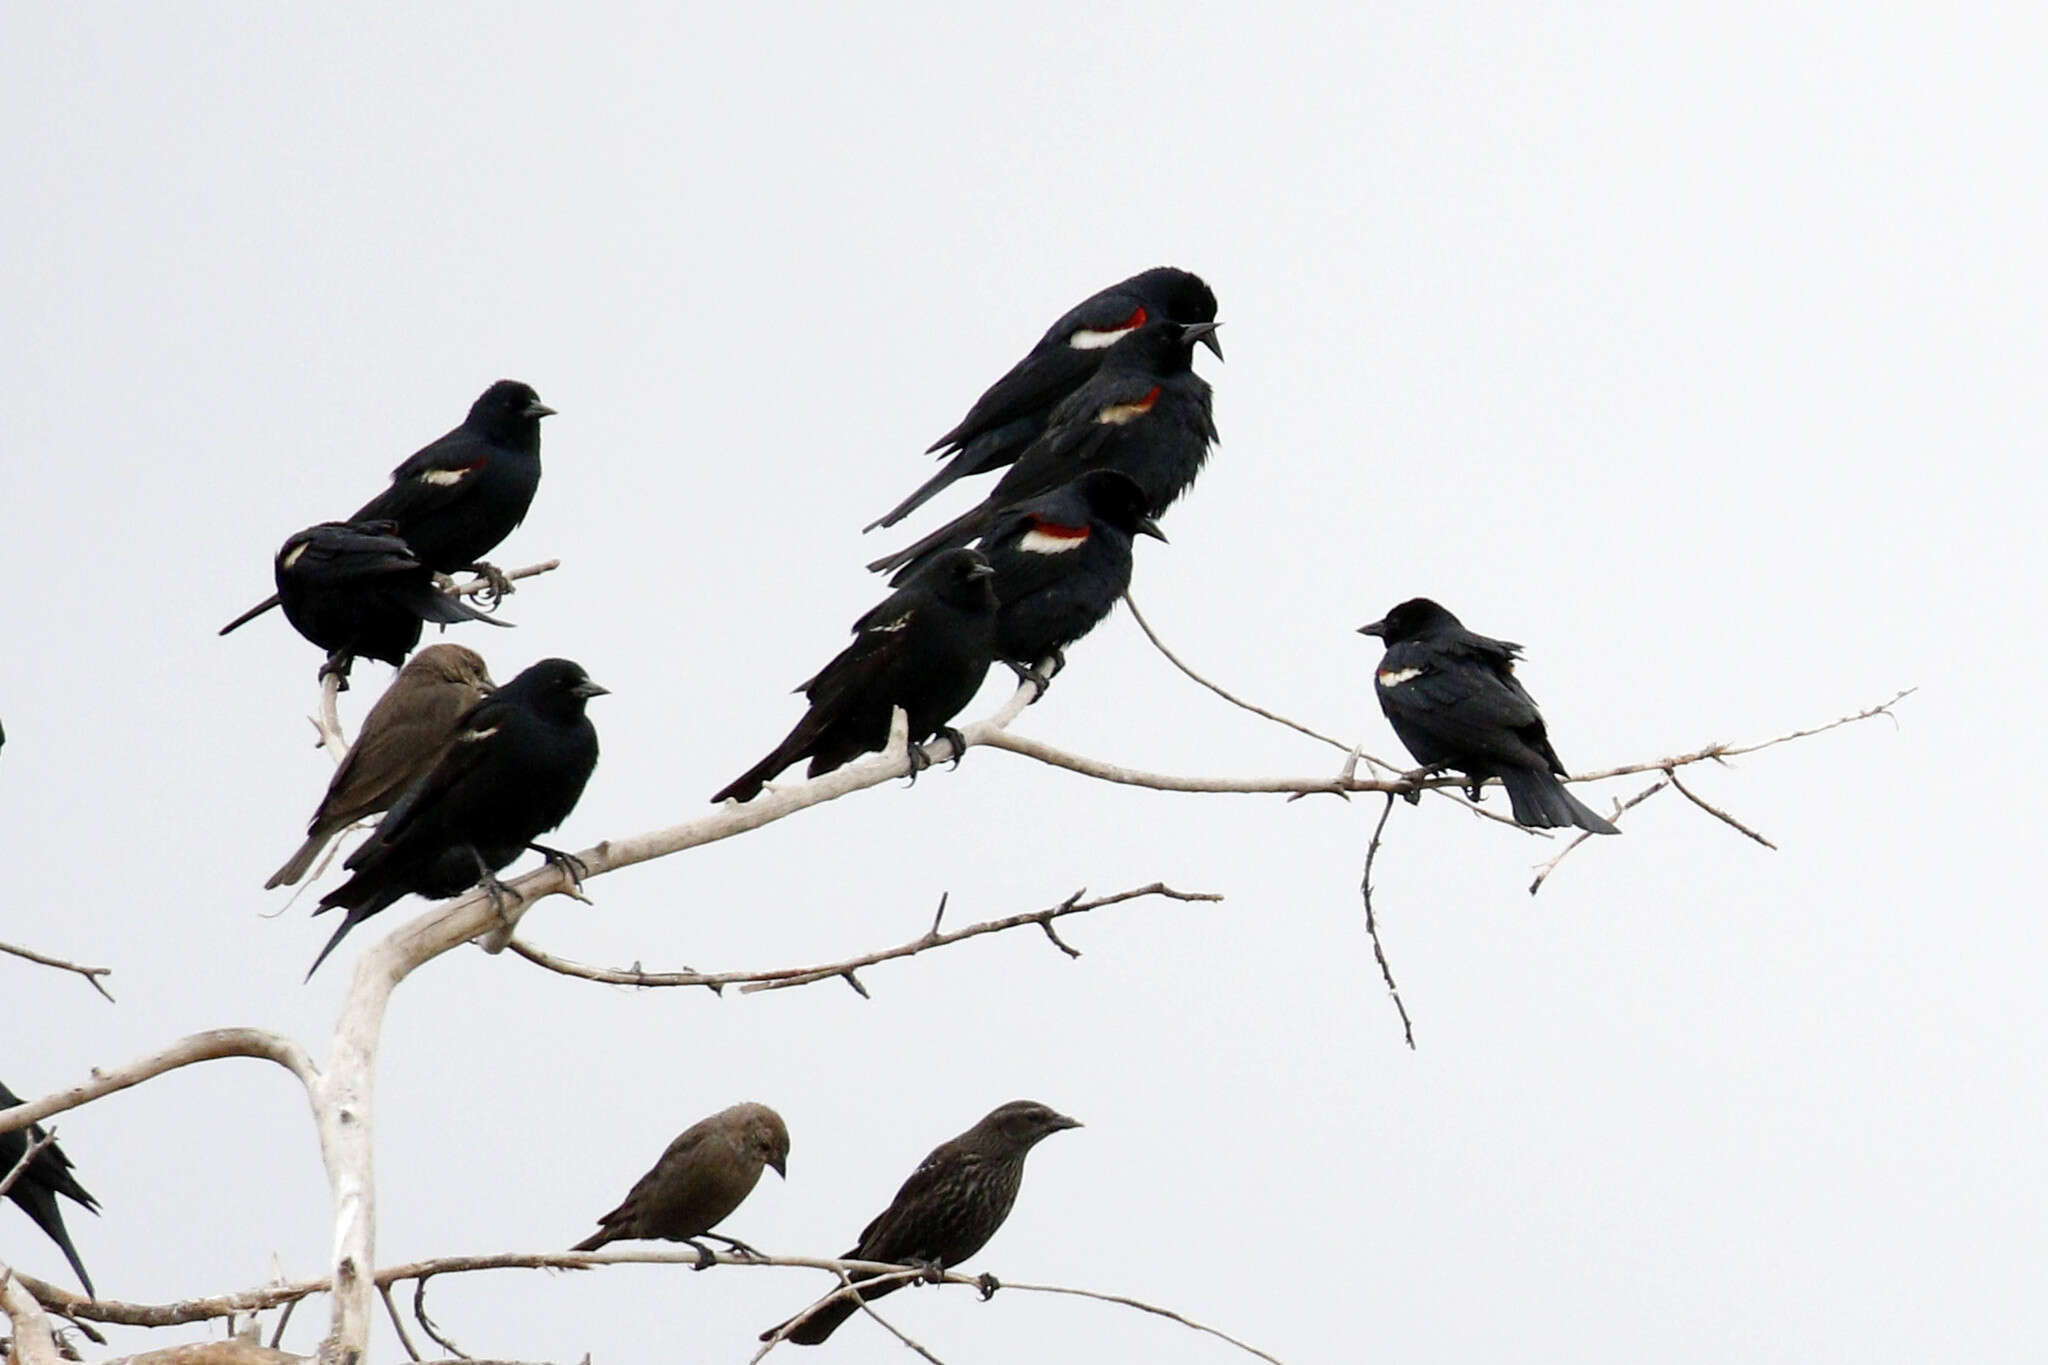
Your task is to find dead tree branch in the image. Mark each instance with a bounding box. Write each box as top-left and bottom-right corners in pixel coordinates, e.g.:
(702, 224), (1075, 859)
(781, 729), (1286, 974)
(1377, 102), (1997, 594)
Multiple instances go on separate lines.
(505, 884), (1222, 995)
(0, 939), (114, 1002)
(1359, 794), (1415, 1049)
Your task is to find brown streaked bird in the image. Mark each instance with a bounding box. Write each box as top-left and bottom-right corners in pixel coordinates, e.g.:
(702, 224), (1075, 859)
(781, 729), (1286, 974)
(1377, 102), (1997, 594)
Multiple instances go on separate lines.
(763, 1100), (1080, 1346)
(267, 644), (496, 889)
(573, 1103), (790, 1267)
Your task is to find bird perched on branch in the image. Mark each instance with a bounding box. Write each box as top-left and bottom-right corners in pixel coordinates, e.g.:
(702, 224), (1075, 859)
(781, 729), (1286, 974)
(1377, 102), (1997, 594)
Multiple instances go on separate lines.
(308, 657), (606, 977)
(978, 469), (1163, 690)
(1359, 598), (1618, 834)
(573, 1103), (790, 1266)
(866, 267), (1220, 532)
(0, 1078), (100, 1298)
(267, 644), (496, 889)
(712, 548), (998, 804)
(261, 522), (509, 681)
(762, 1100), (1080, 1346)
(219, 379), (555, 634)
(868, 318), (1218, 582)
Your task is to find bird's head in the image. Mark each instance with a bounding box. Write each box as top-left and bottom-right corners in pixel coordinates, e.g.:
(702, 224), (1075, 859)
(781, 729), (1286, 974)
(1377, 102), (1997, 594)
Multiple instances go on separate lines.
(1359, 597), (1462, 646)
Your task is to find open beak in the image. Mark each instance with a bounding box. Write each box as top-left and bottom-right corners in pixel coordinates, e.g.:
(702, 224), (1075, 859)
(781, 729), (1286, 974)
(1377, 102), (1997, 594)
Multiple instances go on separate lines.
(1183, 320), (1223, 360)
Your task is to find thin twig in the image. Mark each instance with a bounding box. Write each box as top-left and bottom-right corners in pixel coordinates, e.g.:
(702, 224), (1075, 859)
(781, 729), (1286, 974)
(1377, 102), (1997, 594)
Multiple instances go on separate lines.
(412, 1274), (470, 1360)
(1666, 769), (1777, 849)
(266, 1297), (296, 1350)
(379, 1281), (423, 1362)
(0, 940), (115, 1003)
(1359, 794), (1415, 1049)
(1527, 782), (1667, 895)
(504, 885), (1221, 994)
(0, 1130), (58, 1201)
(999, 1279), (1286, 1365)
(1125, 593), (1352, 752)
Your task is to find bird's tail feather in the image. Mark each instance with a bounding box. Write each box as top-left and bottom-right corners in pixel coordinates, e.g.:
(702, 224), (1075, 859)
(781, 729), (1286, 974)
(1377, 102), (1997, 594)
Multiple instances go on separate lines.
(767, 1273), (894, 1346)
(410, 586), (513, 628)
(864, 454), (974, 532)
(867, 505), (994, 582)
(1501, 768), (1619, 835)
(266, 831), (331, 890)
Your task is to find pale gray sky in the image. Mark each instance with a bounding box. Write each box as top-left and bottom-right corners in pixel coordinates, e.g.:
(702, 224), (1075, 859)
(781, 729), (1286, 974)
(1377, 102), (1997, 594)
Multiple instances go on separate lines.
(3, 5), (2042, 1362)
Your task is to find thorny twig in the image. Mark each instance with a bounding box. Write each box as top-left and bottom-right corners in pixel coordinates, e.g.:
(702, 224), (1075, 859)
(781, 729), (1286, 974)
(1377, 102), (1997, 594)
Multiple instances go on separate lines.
(505, 885), (1220, 995)
(0, 941), (114, 1003)
(1359, 794), (1415, 1049)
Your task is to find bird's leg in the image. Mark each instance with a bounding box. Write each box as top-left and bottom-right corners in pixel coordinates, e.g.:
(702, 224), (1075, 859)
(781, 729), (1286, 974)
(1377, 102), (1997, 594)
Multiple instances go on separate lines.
(1045, 648), (1067, 680)
(469, 847), (522, 926)
(1397, 761), (1451, 805)
(1003, 659), (1053, 701)
(685, 1238), (717, 1271)
(528, 842), (589, 892)
(704, 1233), (764, 1261)
(465, 561), (514, 608)
(936, 725), (967, 770)
(318, 650), (355, 691)
(914, 1258), (947, 1286)
(975, 1272), (1001, 1300)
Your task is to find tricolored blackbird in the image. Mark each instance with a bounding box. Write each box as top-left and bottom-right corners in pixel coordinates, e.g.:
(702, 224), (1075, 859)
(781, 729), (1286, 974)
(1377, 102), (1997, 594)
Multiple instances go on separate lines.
(308, 657), (605, 977)
(1359, 598), (1618, 834)
(573, 1103), (790, 1266)
(267, 644), (496, 889)
(866, 267), (1219, 531)
(219, 380), (553, 634)
(869, 319), (1217, 582)
(712, 549), (997, 804)
(267, 521), (508, 680)
(978, 469), (1163, 687)
(762, 1101), (1080, 1346)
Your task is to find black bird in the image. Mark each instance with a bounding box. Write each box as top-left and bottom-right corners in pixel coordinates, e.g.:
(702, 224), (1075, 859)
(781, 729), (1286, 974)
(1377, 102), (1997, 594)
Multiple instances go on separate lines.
(866, 267), (1220, 531)
(1358, 598), (1618, 834)
(308, 657), (606, 977)
(0, 1079), (100, 1298)
(573, 1103), (790, 1266)
(868, 319), (1218, 582)
(219, 380), (554, 634)
(712, 549), (998, 804)
(267, 522), (508, 680)
(267, 644), (497, 889)
(762, 1100), (1080, 1346)
(978, 470), (1163, 688)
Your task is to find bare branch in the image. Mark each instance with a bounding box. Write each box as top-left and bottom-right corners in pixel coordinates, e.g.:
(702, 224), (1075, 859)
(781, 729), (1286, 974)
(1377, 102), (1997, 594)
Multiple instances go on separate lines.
(1125, 593), (1353, 753)
(998, 1279), (1285, 1364)
(1359, 794), (1415, 1049)
(2, 1262), (62, 1365)
(447, 559), (560, 602)
(380, 1281), (424, 1362)
(1569, 688), (1916, 783)
(1665, 769), (1777, 849)
(1527, 781), (1667, 895)
(505, 884), (1220, 994)
(0, 939), (114, 1002)
(0, 1029), (319, 1136)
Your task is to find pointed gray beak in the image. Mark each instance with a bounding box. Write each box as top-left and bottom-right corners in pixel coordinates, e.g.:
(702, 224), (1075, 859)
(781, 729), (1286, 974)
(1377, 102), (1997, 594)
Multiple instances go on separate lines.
(1358, 620), (1387, 638)
(1136, 517), (1168, 543)
(1185, 320), (1223, 360)
(526, 400), (558, 419)
(1049, 1112), (1082, 1132)
(769, 1153), (788, 1179)
(571, 679), (610, 698)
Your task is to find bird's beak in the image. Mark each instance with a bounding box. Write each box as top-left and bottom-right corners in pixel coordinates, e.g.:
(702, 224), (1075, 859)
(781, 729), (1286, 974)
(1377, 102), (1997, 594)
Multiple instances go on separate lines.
(571, 679), (610, 698)
(1136, 517), (1168, 543)
(525, 401), (558, 419)
(1358, 620), (1387, 638)
(1050, 1112), (1083, 1131)
(1185, 320), (1223, 360)
(770, 1153), (788, 1179)
(967, 562), (997, 580)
